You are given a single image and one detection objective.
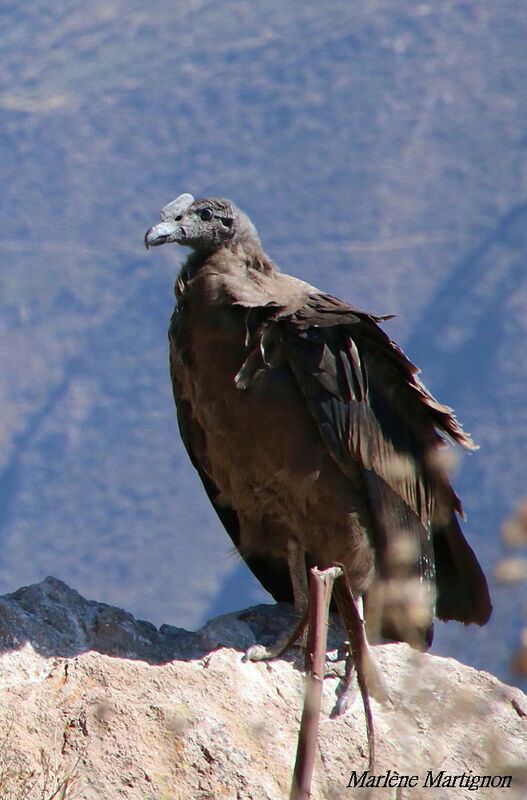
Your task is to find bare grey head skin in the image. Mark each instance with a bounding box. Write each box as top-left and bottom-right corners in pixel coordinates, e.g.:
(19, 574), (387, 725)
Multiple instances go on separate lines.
(144, 193), (262, 256)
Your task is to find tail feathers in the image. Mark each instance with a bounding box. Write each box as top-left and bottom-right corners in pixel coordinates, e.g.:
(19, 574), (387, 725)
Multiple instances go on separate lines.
(433, 514), (492, 626)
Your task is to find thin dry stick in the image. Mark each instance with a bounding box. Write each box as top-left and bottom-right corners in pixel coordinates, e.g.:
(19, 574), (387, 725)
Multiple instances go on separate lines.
(289, 566), (343, 800)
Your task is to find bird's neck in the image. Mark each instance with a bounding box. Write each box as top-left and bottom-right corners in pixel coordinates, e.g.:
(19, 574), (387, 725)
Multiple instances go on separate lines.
(175, 245), (278, 300)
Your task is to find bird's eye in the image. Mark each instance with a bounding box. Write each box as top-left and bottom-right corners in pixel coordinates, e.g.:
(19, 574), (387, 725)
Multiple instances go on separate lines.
(199, 208), (213, 221)
(175, 215), (182, 221)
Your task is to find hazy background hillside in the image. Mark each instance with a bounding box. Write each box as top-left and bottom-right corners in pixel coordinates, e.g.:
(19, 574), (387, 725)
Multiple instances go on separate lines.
(1, 0), (525, 686)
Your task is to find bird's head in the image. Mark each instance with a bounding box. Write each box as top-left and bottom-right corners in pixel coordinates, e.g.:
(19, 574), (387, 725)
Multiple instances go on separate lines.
(144, 193), (261, 255)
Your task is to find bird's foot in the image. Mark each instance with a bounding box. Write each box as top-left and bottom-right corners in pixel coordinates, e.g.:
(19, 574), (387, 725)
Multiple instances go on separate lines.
(243, 640), (293, 663)
(243, 609), (308, 662)
(331, 657), (359, 716)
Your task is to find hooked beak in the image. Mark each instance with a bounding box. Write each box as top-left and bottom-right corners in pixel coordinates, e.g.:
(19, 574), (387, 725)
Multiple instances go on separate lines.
(144, 192), (195, 250)
(144, 220), (182, 249)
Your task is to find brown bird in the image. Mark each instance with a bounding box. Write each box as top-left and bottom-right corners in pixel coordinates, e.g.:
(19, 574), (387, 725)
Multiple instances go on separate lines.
(145, 193), (491, 650)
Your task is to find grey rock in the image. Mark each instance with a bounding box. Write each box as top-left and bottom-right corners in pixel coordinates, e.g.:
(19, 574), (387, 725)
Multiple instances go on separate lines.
(0, 575), (311, 663)
(0, 576), (191, 663)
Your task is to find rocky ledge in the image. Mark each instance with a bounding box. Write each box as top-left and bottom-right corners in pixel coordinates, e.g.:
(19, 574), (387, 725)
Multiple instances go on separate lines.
(0, 576), (525, 799)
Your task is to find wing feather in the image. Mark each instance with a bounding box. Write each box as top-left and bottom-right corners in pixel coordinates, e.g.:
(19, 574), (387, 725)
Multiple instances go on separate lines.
(233, 291), (491, 639)
(280, 293), (490, 632)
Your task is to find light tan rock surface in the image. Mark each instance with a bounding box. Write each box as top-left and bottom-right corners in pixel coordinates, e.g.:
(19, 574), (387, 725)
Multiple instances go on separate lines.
(0, 577), (525, 799)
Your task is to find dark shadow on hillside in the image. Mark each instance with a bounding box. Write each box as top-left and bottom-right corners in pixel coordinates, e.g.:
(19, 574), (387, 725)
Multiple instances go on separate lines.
(406, 202), (527, 391)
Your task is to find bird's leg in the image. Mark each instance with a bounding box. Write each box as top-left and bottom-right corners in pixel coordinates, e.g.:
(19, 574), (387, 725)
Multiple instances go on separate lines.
(287, 537), (309, 614)
(332, 572), (389, 772)
(244, 538), (309, 662)
(330, 596), (364, 712)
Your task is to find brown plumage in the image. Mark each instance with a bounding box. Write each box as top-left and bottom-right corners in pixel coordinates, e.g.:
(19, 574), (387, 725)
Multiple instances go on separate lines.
(145, 193), (491, 648)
